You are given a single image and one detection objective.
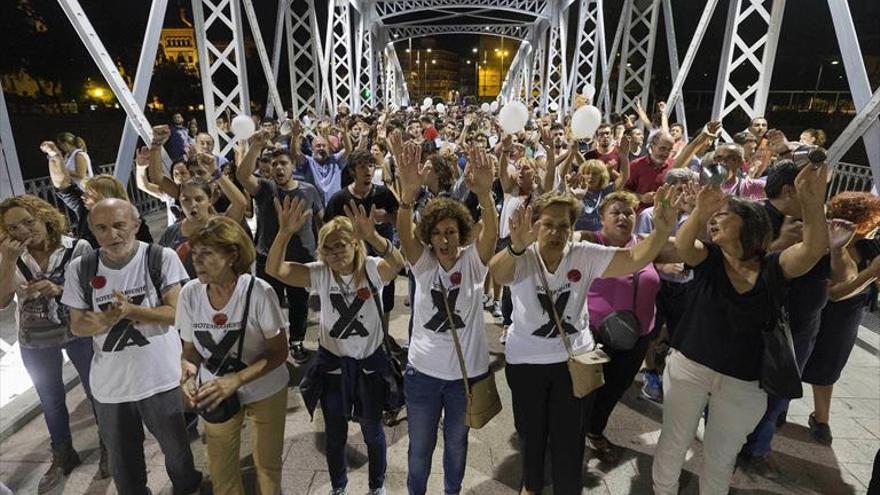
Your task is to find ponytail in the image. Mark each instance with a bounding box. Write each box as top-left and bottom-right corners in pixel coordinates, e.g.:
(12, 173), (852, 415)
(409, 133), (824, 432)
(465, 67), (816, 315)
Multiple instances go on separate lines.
(56, 132), (88, 153)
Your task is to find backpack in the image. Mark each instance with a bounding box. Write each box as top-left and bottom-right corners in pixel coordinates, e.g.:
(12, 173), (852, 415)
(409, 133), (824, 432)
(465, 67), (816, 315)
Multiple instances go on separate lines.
(17, 247), (75, 346)
(78, 243), (165, 311)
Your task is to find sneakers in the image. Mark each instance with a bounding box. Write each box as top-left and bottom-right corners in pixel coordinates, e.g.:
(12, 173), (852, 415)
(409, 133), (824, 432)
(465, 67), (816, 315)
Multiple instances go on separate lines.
(641, 370), (663, 403)
(329, 488), (346, 495)
(491, 302), (502, 318)
(368, 488), (387, 495)
(482, 293), (494, 310)
(808, 413), (833, 446)
(587, 434), (621, 465)
(38, 440), (81, 493)
(290, 342), (310, 363)
(737, 451), (781, 479)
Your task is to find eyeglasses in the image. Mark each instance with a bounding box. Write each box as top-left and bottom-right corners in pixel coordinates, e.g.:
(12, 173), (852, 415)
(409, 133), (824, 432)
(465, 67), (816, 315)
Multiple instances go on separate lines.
(320, 241), (351, 255)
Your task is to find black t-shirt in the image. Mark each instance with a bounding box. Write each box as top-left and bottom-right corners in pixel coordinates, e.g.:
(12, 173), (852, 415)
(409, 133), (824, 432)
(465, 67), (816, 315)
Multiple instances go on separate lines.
(253, 179), (323, 261)
(672, 243), (788, 381)
(763, 200), (830, 338)
(158, 221), (196, 278)
(324, 185), (399, 250)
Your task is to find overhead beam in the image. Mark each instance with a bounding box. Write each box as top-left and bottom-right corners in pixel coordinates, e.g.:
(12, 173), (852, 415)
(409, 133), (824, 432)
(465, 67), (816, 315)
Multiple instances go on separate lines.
(375, 0), (547, 20)
(664, 0), (719, 112)
(242, 0), (285, 118)
(0, 87), (24, 198)
(387, 23), (530, 41)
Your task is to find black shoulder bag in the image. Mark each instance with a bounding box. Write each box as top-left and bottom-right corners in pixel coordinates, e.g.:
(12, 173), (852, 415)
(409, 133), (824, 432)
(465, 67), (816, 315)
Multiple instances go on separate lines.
(759, 277), (803, 399)
(593, 270), (641, 351)
(365, 275), (405, 412)
(199, 277), (256, 423)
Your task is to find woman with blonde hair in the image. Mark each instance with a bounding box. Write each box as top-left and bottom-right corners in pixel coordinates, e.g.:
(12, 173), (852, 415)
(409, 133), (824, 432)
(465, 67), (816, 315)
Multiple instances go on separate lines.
(489, 188), (678, 494)
(266, 197), (405, 495)
(177, 216), (289, 495)
(0, 195), (100, 491)
(40, 132), (93, 188)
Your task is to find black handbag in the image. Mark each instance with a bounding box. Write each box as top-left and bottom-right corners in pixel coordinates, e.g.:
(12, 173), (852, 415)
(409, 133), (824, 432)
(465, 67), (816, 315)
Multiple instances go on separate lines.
(593, 270), (641, 351)
(365, 276), (405, 412)
(199, 277), (256, 424)
(759, 284), (803, 399)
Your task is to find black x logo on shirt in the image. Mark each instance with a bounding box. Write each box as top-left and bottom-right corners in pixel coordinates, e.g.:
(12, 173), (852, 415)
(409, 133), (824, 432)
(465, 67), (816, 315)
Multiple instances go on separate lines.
(424, 287), (465, 333)
(99, 295), (149, 352)
(328, 293), (370, 340)
(195, 329), (247, 375)
(532, 291), (578, 338)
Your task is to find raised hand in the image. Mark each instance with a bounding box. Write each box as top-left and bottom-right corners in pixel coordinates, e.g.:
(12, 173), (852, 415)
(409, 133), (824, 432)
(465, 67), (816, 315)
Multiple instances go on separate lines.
(273, 196), (312, 236)
(248, 129), (271, 148)
(39, 141), (61, 157)
(618, 134), (632, 156)
(195, 152), (219, 179)
(767, 129), (796, 155)
(694, 184), (728, 219)
(151, 125), (171, 147)
(539, 126), (554, 149)
(794, 162), (828, 206)
(652, 184), (681, 233)
(343, 200), (377, 241)
(827, 218), (856, 250)
(703, 121), (722, 138)
(657, 101), (668, 114)
(464, 144), (495, 195)
(509, 204), (537, 252)
(396, 139), (426, 202)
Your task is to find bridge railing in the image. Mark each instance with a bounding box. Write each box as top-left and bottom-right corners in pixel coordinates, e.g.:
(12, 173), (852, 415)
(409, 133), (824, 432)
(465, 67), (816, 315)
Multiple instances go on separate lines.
(828, 161), (874, 199)
(22, 164), (165, 228)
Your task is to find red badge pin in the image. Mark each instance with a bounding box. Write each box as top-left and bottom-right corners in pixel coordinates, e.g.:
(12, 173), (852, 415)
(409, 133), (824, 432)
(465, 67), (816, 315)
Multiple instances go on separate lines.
(567, 269), (582, 283)
(90, 276), (106, 289)
(449, 272), (462, 285)
(357, 287), (372, 301)
(213, 313), (228, 326)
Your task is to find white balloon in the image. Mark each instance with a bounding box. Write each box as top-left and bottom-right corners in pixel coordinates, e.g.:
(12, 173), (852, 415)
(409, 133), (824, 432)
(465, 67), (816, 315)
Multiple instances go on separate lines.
(570, 105), (602, 139)
(581, 83), (596, 101)
(436, 103), (447, 114)
(497, 101), (529, 134)
(423, 97), (433, 107)
(548, 102), (559, 112)
(480, 102), (491, 113)
(231, 115), (256, 140)
(490, 101), (499, 112)
(302, 115), (312, 127)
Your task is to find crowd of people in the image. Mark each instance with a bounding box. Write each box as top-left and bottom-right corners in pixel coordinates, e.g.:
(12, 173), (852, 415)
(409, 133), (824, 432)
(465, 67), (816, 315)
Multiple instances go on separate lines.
(2, 97), (880, 495)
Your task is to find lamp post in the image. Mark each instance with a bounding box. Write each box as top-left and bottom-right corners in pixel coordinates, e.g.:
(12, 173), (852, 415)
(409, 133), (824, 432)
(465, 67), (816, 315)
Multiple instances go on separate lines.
(810, 59), (839, 111)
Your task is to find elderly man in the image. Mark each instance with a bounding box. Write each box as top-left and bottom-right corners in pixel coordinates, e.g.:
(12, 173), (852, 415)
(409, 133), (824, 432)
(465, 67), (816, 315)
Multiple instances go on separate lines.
(296, 124), (353, 205)
(625, 131), (675, 211)
(61, 199), (201, 495)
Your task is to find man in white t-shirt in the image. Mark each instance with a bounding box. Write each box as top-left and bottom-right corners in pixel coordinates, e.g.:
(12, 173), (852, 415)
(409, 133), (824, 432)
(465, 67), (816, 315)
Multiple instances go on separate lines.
(61, 199), (202, 495)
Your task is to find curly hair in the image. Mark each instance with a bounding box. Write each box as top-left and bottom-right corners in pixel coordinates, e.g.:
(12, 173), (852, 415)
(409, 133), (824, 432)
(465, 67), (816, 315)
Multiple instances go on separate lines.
(598, 190), (639, 214)
(828, 192), (880, 235)
(428, 154), (457, 191)
(417, 197), (474, 246)
(348, 149), (377, 171)
(530, 191), (582, 225)
(188, 216), (256, 276)
(317, 216), (368, 287)
(0, 195), (68, 250)
(577, 159), (610, 190)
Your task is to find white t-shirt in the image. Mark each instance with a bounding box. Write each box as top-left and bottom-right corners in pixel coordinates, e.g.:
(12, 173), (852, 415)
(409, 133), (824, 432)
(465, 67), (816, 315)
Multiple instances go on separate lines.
(61, 242), (189, 403)
(505, 241), (617, 365)
(409, 243), (489, 380)
(307, 257), (388, 360)
(177, 274), (289, 404)
(65, 149), (94, 188)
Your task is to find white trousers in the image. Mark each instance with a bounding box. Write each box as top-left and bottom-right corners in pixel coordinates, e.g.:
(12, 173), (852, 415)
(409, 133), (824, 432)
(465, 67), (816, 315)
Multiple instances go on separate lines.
(652, 350), (767, 495)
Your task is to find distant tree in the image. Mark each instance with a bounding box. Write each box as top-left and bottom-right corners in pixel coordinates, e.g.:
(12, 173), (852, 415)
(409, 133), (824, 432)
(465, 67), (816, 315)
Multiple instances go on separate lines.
(150, 60), (202, 112)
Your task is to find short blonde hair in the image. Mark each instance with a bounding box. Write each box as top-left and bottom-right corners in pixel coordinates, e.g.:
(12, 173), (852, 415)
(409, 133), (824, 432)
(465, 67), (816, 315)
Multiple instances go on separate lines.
(598, 190), (639, 214)
(85, 174), (129, 201)
(317, 216), (368, 286)
(188, 216), (255, 275)
(0, 195), (68, 251)
(577, 159), (610, 190)
(531, 191), (582, 225)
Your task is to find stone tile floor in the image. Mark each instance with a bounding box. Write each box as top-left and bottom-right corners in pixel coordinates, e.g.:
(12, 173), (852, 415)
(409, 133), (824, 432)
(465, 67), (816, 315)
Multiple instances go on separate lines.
(0, 214), (877, 494)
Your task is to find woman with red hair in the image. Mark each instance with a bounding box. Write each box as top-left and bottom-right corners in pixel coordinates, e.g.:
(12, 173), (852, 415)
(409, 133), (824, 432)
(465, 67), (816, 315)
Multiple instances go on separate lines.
(802, 191), (880, 445)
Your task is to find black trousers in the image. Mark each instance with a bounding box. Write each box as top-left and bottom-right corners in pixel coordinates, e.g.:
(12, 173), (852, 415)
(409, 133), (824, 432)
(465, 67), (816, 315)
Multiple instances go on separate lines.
(506, 361), (593, 495)
(256, 255), (309, 343)
(587, 334), (651, 436)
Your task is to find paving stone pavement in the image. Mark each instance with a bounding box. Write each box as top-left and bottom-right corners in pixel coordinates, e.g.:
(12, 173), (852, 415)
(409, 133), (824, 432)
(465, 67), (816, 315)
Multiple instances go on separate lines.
(0, 214), (877, 494)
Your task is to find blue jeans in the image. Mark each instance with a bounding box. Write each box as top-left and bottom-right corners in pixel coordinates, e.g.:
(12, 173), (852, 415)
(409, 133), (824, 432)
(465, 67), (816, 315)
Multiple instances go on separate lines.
(20, 337), (94, 447)
(321, 376), (387, 490)
(404, 365), (469, 495)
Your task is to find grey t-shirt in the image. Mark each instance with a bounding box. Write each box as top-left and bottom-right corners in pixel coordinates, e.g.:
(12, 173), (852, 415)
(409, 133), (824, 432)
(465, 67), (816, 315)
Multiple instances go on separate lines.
(253, 178), (323, 261)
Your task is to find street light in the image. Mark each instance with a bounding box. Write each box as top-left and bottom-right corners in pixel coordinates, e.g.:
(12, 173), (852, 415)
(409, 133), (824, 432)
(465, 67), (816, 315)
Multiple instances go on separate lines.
(472, 47), (478, 53)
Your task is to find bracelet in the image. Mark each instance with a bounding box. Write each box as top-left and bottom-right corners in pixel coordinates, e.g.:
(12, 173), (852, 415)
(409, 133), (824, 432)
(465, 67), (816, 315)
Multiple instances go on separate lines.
(378, 238), (392, 258)
(507, 244), (526, 257)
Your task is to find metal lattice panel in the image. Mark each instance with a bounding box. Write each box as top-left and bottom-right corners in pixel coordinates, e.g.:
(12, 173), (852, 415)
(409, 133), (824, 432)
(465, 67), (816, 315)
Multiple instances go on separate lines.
(375, 0), (547, 20)
(614, 0), (660, 119)
(387, 24), (530, 41)
(711, 0), (785, 139)
(192, 0), (250, 157)
(285, 0), (320, 118)
(568, 0), (604, 102)
(543, 2), (568, 114)
(529, 31), (546, 110)
(355, 9), (375, 112)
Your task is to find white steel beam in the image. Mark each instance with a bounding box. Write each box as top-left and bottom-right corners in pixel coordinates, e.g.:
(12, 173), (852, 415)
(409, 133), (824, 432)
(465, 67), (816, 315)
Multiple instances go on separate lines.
(568, 0), (605, 105)
(660, 0), (686, 132)
(597, 0), (630, 116)
(287, 0), (323, 118)
(0, 87), (24, 198)
(57, 0), (154, 146)
(827, 87), (880, 169)
(827, 0), (880, 183)
(113, 0), (167, 185)
(614, 0), (661, 121)
(242, 0), (285, 118)
(664, 0), (718, 112)
(327, 0), (355, 116)
(191, 0), (251, 157)
(375, 0), (547, 20)
(543, 0), (569, 115)
(265, 0), (287, 119)
(711, 0), (786, 141)
(386, 24), (530, 41)
(529, 27), (547, 110)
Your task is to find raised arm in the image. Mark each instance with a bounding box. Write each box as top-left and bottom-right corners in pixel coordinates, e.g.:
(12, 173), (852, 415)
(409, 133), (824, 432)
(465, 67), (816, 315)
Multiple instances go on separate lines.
(236, 130), (270, 196)
(613, 135), (632, 190)
(674, 121), (721, 169)
(0, 236), (26, 309)
(674, 183), (725, 266)
(41, 141), (71, 189)
(465, 145), (499, 264)
(635, 97), (652, 128)
(343, 201), (405, 283)
(147, 126), (180, 199)
(828, 219), (858, 285)
(779, 163), (831, 279)
(390, 131), (427, 263)
(602, 185), (679, 277)
(340, 118), (354, 162)
(265, 196), (313, 288)
(489, 204), (535, 285)
(658, 101), (669, 134)
(540, 126), (557, 193)
(134, 146), (166, 200)
(830, 253), (880, 301)
(498, 134), (515, 193)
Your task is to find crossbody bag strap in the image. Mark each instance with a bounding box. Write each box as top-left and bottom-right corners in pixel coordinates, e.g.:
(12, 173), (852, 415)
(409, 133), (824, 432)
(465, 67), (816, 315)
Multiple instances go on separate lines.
(438, 276), (472, 398)
(364, 269), (394, 353)
(200, 276), (256, 384)
(532, 249), (576, 359)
